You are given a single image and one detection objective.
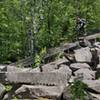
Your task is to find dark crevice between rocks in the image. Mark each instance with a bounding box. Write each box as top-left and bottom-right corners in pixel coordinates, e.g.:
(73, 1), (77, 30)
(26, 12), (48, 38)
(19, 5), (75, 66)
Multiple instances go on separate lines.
(0, 91), (7, 100)
(63, 53), (76, 64)
(90, 48), (99, 70)
(57, 62), (71, 69)
(10, 84), (22, 99)
(60, 93), (64, 100)
(1, 84), (22, 100)
(86, 88), (100, 94)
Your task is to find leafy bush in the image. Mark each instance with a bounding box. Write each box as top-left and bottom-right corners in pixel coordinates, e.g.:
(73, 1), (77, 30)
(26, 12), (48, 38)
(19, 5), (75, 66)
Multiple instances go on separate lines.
(0, 0), (100, 63)
(34, 47), (46, 68)
(5, 85), (12, 92)
(71, 80), (88, 100)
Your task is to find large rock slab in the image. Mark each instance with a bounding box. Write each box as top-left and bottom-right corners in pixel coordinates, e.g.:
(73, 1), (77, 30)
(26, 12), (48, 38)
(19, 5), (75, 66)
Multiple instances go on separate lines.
(74, 68), (96, 80)
(0, 72), (68, 86)
(41, 62), (57, 72)
(52, 65), (72, 81)
(0, 83), (5, 98)
(83, 80), (100, 93)
(70, 63), (90, 71)
(86, 33), (100, 40)
(15, 85), (64, 100)
(62, 86), (73, 100)
(52, 65), (72, 74)
(42, 58), (69, 72)
(74, 47), (92, 62)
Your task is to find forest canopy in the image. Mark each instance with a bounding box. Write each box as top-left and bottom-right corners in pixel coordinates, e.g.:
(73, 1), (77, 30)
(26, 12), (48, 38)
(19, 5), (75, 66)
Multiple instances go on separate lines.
(0, 0), (100, 63)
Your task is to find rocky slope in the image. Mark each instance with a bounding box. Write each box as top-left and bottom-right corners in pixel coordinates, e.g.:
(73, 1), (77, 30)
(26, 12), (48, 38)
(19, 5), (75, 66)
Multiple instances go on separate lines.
(1, 35), (100, 100)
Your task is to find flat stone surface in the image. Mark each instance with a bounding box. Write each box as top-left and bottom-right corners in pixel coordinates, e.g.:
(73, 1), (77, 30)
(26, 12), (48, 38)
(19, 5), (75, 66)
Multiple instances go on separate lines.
(42, 58), (69, 72)
(42, 63), (57, 72)
(52, 65), (71, 73)
(74, 68), (96, 80)
(74, 47), (92, 62)
(29, 67), (40, 72)
(86, 33), (100, 40)
(52, 65), (72, 81)
(15, 85), (64, 99)
(0, 72), (68, 86)
(70, 63), (90, 71)
(83, 80), (100, 93)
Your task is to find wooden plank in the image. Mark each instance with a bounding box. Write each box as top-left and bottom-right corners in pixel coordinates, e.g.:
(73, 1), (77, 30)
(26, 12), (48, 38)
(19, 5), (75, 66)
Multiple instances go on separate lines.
(10, 56), (33, 67)
(44, 43), (77, 59)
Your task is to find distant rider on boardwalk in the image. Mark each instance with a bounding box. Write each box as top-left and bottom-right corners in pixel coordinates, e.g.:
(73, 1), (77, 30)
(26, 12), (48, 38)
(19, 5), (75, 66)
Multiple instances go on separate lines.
(76, 17), (91, 47)
(76, 17), (87, 38)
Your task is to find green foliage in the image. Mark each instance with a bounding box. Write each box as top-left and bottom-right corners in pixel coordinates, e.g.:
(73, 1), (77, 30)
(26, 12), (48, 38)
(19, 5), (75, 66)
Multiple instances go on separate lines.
(55, 53), (63, 60)
(71, 80), (88, 100)
(96, 37), (100, 42)
(0, 0), (100, 63)
(34, 47), (46, 68)
(5, 84), (12, 92)
(0, 0), (25, 63)
(12, 96), (18, 100)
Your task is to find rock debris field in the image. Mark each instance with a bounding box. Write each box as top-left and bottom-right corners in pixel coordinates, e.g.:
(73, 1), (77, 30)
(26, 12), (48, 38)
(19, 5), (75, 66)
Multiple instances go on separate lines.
(1, 34), (100, 100)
